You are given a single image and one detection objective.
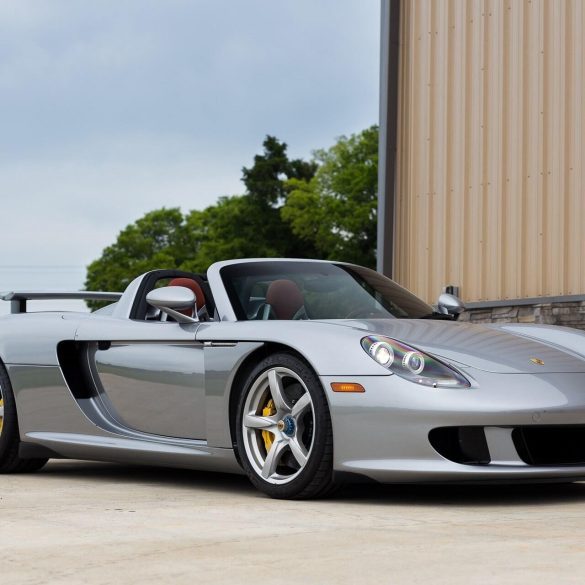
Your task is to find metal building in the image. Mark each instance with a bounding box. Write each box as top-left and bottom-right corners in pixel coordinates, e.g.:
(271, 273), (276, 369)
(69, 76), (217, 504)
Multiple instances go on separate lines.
(378, 0), (585, 326)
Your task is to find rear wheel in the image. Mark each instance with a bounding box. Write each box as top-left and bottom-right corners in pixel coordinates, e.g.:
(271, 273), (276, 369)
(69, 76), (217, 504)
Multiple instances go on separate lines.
(0, 362), (48, 473)
(236, 353), (336, 499)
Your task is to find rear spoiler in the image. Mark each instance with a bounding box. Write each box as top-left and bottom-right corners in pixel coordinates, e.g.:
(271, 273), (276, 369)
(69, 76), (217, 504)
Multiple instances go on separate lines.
(0, 291), (123, 314)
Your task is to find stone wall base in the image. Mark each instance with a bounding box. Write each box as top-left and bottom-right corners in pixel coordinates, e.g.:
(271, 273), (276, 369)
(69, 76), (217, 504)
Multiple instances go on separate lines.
(459, 300), (585, 331)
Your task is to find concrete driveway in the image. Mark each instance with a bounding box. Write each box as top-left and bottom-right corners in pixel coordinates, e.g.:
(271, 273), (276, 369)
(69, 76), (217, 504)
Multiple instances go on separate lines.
(2, 460), (584, 584)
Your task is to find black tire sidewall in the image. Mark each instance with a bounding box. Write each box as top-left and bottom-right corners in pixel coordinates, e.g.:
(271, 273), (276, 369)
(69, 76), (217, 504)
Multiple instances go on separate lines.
(235, 352), (333, 499)
(0, 363), (19, 459)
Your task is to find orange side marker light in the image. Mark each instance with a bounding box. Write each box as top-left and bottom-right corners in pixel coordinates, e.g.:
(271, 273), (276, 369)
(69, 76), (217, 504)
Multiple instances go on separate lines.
(331, 382), (365, 393)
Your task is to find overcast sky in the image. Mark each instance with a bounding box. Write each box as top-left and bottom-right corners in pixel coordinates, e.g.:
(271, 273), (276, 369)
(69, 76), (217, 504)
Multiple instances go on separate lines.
(0, 1), (380, 269)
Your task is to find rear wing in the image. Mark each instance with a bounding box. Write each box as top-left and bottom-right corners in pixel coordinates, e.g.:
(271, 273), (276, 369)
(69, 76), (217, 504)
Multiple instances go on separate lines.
(0, 291), (123, 314)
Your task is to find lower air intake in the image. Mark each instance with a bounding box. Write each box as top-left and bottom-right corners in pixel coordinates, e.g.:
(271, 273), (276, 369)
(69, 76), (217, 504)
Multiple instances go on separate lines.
(429, 427), (491, 465)
(512, 426), (585, 466)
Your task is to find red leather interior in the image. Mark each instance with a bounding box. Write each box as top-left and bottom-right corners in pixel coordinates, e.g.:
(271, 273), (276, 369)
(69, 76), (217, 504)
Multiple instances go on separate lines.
(265, 279), (304, 320)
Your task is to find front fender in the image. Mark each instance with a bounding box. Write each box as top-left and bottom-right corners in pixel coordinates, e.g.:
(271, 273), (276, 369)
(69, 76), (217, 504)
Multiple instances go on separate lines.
(195, 321), (391, 377)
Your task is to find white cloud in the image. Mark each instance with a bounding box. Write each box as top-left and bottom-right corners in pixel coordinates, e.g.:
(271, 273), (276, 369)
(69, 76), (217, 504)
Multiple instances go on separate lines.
(0, 138), (244, 265)
(0, 0), (380, 271)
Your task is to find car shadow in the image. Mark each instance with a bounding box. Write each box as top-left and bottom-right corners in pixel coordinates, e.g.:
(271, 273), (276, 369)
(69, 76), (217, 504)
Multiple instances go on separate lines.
(39, 460), (585, 506)
(335, 480), (585, 507)
(41, 460), (256, 495)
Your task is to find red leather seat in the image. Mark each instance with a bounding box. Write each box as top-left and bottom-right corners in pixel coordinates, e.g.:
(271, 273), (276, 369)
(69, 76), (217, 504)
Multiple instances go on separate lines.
(265, 279), (304, 320)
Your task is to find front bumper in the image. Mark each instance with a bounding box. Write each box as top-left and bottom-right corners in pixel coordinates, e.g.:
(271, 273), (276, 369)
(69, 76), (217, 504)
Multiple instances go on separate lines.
(321, 370), (585, 483)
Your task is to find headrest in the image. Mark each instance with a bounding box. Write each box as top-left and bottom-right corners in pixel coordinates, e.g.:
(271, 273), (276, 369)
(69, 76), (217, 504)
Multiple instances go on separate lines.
(169, 277), (206, 315)
(265, 279), (304, 320)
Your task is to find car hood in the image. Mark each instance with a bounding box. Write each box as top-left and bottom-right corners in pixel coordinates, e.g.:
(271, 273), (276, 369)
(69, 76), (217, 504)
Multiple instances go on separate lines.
(330, 319), (585, 374)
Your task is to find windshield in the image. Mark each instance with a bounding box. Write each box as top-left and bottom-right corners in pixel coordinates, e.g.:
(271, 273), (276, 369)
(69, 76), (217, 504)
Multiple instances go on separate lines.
(220, 261), (433, 320)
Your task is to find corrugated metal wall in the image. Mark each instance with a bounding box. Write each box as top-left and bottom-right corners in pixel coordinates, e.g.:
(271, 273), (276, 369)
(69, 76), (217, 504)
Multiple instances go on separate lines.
(394, 0), (585, 303)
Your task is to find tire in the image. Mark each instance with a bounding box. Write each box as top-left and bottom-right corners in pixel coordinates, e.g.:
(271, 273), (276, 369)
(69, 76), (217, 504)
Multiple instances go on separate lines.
(235, 352), (336, 499)
(0, 362), (48, 473)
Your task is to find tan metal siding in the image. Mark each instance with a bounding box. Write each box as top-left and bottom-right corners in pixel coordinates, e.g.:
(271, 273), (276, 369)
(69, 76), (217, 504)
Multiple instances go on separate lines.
(394, 0), (585, 303)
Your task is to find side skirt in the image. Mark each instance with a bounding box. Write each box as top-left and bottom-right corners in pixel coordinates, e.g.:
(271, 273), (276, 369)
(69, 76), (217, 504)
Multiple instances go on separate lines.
(23, 432), (244, 474)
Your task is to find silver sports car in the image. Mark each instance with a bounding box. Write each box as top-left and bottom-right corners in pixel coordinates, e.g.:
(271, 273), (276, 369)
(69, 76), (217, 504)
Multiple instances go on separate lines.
(2, 258), (585, 499)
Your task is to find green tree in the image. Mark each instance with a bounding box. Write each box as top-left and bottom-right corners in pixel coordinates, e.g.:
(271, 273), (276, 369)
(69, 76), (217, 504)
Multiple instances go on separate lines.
(84, 130), (380, 303)
(180, 136), (319, 269)
(242, 135), (317, 206)
(179, 195), (286, 273)
(85, 207), (189, 298)
(84, 136), (320, 300)
(239, 135), (318, 259)
(281, 125), (379, 268)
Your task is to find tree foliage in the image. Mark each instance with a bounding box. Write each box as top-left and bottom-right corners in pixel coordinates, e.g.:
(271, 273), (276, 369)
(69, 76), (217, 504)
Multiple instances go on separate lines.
(85, 128), (378, 301)
(85, 208), (189, 296)
(85, 137), (319, 297)
(281, 125), (378, 268)
(242, 135), (317, 206)
(180, 195), (287, 273)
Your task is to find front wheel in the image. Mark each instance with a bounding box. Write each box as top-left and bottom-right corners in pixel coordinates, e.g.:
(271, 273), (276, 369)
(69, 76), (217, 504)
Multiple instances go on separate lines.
(236, 353), (335, 499)
(0, 362), (48, 473)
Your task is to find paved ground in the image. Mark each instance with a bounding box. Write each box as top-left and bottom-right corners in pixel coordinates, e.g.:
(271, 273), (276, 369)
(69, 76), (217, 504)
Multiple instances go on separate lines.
(2, 460), (585, 585)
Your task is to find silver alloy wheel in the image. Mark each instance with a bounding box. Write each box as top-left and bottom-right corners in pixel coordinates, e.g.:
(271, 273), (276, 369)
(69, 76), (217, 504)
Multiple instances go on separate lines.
(242, 366), (315, 485)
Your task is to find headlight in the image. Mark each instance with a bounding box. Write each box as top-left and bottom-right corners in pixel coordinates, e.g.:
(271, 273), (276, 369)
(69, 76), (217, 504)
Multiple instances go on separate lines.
(361, 335), (471, 388)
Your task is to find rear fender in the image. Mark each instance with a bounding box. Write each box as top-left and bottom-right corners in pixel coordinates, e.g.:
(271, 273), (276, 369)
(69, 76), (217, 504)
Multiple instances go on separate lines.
(0, 314), (82, 365)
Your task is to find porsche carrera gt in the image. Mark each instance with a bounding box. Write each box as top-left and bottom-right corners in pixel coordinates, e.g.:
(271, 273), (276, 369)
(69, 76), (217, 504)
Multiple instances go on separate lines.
(2, 258), (585, 499)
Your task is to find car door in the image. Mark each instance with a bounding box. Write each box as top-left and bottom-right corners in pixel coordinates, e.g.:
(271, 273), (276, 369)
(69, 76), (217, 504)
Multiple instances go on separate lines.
(76, 318), (206, 440)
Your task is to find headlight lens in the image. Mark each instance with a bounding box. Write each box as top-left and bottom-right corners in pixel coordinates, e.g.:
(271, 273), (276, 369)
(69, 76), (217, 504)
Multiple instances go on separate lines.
(361, 335), (471, 388)
(370, 341), (394, 366)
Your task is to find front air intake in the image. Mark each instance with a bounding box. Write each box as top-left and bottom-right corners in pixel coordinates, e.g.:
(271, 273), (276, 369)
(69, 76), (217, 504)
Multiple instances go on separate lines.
(512, 426), (585, 466)
(429, 427), (491, 465)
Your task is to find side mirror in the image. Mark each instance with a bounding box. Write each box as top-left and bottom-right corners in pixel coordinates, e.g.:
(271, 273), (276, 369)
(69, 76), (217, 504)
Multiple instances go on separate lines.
(437, 293), (465, 319)
(146, 286), (197, 323)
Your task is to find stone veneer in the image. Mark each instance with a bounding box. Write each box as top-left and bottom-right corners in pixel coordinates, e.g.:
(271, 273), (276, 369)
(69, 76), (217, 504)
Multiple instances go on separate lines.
(459, 300), (585, 331)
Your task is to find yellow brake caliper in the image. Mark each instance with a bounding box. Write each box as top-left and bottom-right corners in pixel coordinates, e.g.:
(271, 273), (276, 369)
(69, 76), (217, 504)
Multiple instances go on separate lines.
(261, 398), (276, 452)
